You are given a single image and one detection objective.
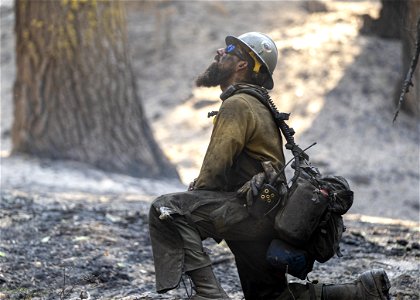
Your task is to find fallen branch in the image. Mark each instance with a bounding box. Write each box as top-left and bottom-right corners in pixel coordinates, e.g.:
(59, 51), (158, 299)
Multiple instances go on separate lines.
(393, 17), (420, 123)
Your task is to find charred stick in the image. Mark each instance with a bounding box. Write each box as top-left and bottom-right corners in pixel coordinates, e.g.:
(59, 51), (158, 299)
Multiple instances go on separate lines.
(393, 17), (420, 122)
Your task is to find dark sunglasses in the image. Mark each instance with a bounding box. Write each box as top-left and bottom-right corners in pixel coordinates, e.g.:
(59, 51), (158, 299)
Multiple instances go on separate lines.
(225, 44), (246, 61)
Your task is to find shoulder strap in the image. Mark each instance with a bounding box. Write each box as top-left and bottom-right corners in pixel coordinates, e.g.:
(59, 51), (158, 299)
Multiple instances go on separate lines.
(222, 83), (315, 183)
(223, 84), (309, 161)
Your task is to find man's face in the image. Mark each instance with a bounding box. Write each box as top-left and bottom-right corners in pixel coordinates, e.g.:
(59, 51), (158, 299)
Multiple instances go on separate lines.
(195, 45), (242, 88)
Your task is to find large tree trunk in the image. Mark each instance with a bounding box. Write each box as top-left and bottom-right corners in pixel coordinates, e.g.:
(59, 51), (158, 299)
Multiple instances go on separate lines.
(12, 0), (178, 179)
(360, 0), (406, 39)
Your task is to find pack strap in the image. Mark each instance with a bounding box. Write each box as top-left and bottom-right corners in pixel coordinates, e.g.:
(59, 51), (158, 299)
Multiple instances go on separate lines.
(222, 84), (308, 161)
(221, 84), (312, 184)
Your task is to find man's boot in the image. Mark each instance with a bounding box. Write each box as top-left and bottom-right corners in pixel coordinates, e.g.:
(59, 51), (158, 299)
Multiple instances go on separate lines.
(186, 266), (230, 300)
(322, 269), (391, 300)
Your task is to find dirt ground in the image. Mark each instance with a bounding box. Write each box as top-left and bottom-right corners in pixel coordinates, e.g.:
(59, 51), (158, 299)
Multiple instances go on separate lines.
(1, 1), (419, 299)
(0, 190), (419, 299)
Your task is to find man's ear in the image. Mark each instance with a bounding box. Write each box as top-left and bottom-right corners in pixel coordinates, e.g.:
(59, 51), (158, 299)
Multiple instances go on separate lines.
(237, 60), (248, 71)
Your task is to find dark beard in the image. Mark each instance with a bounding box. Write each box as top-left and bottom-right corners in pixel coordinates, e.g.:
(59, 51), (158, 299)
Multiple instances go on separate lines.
(195, 61), (234, 87)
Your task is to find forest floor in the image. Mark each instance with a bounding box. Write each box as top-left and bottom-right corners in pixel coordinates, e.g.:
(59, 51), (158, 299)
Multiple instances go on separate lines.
(1, 1), (419, 299)
(0, 189), (419, 300)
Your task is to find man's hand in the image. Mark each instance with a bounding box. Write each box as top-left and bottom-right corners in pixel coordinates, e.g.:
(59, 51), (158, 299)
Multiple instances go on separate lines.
(237, 161), (282, 207)
(260, 161), (281, 186)
(237, 172), (263, 207)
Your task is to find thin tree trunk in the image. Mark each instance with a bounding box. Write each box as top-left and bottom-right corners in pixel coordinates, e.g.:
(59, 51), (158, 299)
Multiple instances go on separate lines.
(12, 0), (178, 179)
(398, 1), (420, 116)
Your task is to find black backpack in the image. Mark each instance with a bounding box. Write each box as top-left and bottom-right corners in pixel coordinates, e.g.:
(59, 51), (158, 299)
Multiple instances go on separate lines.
(273, 165), (353, 263)
(265, 174), (353, 279)
(305, 175), (353, 263)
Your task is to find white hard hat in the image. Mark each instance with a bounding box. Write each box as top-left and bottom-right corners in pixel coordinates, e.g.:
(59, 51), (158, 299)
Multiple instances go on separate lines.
(226, 32), (278, 89)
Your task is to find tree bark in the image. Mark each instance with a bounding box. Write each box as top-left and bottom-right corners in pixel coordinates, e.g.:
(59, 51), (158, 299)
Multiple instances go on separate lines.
(12, 0), (178, 179)
(360, 0), (406, 39)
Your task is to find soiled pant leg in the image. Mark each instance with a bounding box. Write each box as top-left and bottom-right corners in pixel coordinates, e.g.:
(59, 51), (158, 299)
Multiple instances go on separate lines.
(149, 191), (285, 297)
(191, 212), (287, 300)
(149, 191), (234, 293)
(172, 216), (212, 272)
(148, 205), (184, 293)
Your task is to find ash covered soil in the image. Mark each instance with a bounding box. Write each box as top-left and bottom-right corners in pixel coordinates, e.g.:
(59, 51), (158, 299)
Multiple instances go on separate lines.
(0, 191), (419, 300)
(1, 1), (419, 299)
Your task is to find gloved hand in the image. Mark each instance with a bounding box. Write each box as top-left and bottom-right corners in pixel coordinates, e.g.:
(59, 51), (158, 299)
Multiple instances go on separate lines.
(261, 161), (281, 186)
(237, 172), (264, 208)
(237, 161), (282, 207)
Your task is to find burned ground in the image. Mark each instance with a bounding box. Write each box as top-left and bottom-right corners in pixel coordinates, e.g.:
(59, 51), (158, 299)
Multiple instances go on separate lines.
(0, 190), (418, 300)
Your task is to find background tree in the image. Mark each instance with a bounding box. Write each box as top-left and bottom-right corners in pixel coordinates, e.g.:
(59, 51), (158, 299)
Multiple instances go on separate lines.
(399, 1), (420, 117)
(12, 0), (178, 179)
(361, 0), (420, 117)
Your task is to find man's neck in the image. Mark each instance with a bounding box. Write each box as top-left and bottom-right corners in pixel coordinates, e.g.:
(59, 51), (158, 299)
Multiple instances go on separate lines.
(220, 71), (249, 92)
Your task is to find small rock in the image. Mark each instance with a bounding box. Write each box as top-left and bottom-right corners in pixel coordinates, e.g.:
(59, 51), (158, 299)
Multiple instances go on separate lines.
(34, 261), (42, 268)
(389, 247), (406, 256)
(105, 213), (124, 223)
(80, 290), (90, 299)
(411, 242), (420, 250)
(41, 236), (50, 243)
(396, 239), (408, 246)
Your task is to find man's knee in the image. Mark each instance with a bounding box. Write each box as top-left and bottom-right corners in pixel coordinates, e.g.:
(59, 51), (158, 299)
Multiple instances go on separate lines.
(149, 193), (179, 222)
